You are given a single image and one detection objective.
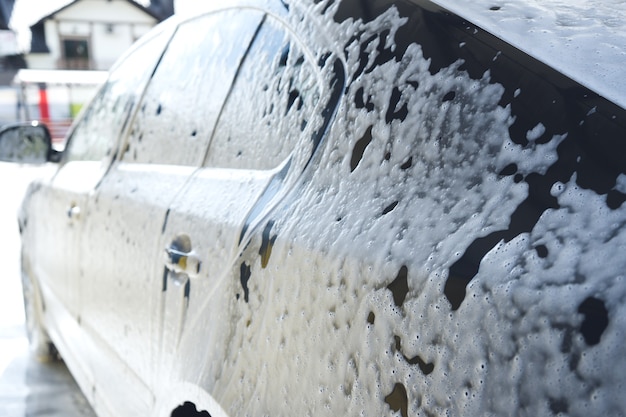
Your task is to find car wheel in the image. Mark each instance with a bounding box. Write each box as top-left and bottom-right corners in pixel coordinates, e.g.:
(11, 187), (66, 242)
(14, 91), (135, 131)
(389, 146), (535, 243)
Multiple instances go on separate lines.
(21, 261), (57, 362)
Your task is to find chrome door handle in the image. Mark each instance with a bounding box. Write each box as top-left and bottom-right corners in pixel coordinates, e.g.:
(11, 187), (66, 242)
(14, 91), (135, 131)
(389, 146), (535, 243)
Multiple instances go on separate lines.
(165, 246), (201, 276)
(67, 204), (81, 219)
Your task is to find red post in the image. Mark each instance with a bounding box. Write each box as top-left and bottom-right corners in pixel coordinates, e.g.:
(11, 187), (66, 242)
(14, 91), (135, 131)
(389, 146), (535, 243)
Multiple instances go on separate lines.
(37, 83), (50, 124)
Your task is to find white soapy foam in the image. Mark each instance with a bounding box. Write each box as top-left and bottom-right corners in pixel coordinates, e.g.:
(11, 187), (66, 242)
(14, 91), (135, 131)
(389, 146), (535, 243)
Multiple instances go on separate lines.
(526, 123), (545, 142)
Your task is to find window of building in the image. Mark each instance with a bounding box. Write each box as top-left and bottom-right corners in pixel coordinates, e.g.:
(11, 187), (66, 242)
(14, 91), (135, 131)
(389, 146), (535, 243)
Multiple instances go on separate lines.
(61, 37), (90, 69)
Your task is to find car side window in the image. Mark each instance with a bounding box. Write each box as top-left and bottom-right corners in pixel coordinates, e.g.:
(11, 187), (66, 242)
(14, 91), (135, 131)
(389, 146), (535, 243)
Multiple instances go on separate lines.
(205, 16), (322, 170)
(121, 10), (264, 166)
(64, 32), (169, 163)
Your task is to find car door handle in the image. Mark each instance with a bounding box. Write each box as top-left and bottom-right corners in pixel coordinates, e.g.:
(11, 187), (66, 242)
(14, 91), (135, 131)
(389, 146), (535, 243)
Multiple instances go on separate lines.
(67, 204), (81, 219)
(165, 246), (201, 276)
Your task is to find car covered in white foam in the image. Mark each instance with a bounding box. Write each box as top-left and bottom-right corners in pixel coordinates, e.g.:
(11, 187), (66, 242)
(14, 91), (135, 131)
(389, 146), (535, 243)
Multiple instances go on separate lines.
(1, 0), (625, 416)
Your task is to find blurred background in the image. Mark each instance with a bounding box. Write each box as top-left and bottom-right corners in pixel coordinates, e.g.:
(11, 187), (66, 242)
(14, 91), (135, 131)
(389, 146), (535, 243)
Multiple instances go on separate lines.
(1, 0), (175, 143)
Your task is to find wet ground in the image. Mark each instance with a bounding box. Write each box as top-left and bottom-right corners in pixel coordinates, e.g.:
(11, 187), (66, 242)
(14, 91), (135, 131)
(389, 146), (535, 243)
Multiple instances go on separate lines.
(0, 163), (96, 417)
(0, 327), (95, 417)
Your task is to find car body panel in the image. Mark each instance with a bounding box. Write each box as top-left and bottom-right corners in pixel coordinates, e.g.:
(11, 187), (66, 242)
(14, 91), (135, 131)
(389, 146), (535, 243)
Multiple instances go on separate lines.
(73, 13), (266, 412)
(157, 167), (275, 380)
(156, 4), (346, 393)
(78, 164), (196, 401)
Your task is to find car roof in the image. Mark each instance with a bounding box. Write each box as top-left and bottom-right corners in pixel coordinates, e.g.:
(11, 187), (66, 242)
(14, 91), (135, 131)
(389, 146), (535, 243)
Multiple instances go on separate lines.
(155, 0), (626, 110)
(429, 0), (626, 109)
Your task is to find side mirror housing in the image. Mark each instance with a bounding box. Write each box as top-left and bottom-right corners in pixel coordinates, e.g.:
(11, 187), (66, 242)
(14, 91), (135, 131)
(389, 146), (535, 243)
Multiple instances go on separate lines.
(0, 122), (57, 164)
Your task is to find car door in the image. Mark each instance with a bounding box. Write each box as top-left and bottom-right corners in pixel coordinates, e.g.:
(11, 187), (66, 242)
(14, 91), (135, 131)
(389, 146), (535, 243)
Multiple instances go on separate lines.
(27, 28), (171, 380)
(75, 10), (265, 416)
(155, 12), (345, 389)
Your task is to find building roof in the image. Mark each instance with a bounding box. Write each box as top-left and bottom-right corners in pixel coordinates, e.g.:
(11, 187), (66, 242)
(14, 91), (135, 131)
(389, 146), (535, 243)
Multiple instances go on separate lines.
(32, 0), (162, 26)
(147, 0), (173, 20)
(29, 0), (164, 55)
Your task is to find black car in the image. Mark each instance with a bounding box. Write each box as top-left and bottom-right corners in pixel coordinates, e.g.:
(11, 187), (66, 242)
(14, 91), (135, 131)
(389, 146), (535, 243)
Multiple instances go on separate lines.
(1, 0), (624, 416)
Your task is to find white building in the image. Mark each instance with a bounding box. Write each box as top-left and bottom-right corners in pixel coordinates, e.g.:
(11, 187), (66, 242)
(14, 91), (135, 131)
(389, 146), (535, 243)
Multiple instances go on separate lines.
(27, 0), (160, 70)
(0, 30), (19, 56)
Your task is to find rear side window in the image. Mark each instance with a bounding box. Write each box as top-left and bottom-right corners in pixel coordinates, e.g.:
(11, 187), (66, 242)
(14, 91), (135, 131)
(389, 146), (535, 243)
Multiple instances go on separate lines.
(64, 32), (169, 162)
(121, 10), (264, 166)
(205, 16), (322, 170)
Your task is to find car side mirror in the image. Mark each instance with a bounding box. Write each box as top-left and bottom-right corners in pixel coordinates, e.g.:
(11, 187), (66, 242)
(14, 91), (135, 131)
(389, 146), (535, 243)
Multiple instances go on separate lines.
(0, 122), (58, 164)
